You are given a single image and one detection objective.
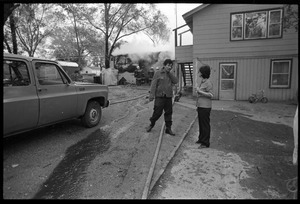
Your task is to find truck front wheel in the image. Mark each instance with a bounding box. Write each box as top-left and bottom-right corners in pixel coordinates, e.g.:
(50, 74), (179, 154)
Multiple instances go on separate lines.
(82, 101), (101, 127)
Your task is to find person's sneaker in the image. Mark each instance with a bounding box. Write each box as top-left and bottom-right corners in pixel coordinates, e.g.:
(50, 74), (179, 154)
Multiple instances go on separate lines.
(146, 125), (154, 132)
(165, 128), (175, 136)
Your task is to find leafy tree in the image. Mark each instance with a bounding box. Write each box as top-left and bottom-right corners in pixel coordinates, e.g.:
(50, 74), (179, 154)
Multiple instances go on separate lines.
(81, 3), (171, 68)
(3, 12), (19, 54)
(283, 4), (298, 32)
(2, 3), (20, 27)
(3, 5), (21, 55)
(12, 4), (64, 57)
(50, 27), (81, 62)
(49, 25), (104, 68)
(60, 4), (105, 68)
(3, 28), (12, 53)
(9, 13), (18, 54)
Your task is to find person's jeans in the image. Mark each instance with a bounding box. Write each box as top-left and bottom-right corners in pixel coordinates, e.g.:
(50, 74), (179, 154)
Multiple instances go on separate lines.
(197, 107), (211, 147)
(150, 97), (173, 128)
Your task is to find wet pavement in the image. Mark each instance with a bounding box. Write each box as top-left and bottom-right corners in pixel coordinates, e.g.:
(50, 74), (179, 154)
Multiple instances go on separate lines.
(33, 129), (111, 199)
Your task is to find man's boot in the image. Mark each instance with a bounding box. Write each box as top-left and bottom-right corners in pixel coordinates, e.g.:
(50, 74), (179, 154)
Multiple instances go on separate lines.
(165, 127), (175, 136)
(146, 125), (154, 132)
(146, 122), (155, 132)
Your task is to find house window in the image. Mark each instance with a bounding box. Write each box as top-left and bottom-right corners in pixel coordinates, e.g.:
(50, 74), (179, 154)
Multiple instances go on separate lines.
(230, 8), (283, 41)
(270, 59), (292, 88)
(268, 9), (283, 38)
(244, 11), (267, 39)
(231, 13), (243, 40)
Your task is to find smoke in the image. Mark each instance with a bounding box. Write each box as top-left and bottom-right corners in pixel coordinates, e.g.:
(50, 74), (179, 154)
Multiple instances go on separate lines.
(114, 50), (173, 75)
(151, 51), (173, 69)
(112, 34), (175, 60)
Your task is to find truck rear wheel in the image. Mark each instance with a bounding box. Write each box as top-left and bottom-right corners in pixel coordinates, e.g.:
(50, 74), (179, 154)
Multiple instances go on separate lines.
(82, 101), (101, 127)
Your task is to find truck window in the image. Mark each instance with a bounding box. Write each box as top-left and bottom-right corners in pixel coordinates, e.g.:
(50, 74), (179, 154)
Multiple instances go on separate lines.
(35, 63), (68, 85)
(3, 60), (30, 87)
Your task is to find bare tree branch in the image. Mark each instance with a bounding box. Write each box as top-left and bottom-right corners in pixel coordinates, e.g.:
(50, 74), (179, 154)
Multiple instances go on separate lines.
(85, 14), (106, 35)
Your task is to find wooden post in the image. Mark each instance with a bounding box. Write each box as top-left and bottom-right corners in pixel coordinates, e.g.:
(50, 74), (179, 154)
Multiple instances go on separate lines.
(174, 29), (177, 47)
(179, 63), (182, 92)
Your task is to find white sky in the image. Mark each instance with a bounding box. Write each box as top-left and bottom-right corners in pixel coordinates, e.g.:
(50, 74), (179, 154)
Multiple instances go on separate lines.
(113, 3), (202, 58)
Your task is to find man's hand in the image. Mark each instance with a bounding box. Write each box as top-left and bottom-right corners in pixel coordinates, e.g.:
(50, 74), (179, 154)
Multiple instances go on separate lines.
(144, 96), (154, 104)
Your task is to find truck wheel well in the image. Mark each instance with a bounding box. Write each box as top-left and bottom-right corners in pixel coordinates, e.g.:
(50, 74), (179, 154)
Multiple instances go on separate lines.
(88, 97), (105, 107)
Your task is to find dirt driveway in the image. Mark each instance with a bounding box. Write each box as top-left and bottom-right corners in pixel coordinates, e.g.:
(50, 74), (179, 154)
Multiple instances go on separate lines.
(149, 95), (298, 199)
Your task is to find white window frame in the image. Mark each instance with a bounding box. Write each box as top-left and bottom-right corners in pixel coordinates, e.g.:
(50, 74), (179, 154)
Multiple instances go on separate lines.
(230, 8), (283, 41)
(268, 9), (283, 38)
(231, 13), (244, 41)
(270, 59), (292, 88)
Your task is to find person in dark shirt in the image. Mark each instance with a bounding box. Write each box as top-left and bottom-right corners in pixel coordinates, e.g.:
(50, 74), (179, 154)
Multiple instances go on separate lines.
(146, 59), (178, 136)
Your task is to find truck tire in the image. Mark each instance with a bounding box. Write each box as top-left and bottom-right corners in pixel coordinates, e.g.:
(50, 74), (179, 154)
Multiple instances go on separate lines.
(82, 101), (101, 128)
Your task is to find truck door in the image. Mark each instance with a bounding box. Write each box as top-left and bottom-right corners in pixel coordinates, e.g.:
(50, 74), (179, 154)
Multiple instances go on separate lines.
(33, 61), (78, 126)
(3, 59), (39, 136)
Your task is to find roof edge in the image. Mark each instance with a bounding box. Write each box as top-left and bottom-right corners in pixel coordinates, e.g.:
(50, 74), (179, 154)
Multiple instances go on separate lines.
(182, 4), (210, 22)
(57, 61), (79, 67)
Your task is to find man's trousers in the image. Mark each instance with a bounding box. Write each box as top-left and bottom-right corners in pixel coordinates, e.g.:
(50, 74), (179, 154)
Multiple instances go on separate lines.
(150, 97), (173, 128)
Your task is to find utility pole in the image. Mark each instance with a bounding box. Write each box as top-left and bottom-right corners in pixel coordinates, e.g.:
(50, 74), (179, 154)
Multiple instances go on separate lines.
(174, 3), (179, 95)
(175, 3), (177, 29)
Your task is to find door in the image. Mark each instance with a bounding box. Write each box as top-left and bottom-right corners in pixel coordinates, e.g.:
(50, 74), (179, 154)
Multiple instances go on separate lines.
(219, 63), (237, 100)
(3, 58), (39, 136)
(33, 61), (78, 126)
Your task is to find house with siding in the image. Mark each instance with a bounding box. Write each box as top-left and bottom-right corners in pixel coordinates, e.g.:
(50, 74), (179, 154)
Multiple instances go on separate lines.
(175, 4), (298, 102)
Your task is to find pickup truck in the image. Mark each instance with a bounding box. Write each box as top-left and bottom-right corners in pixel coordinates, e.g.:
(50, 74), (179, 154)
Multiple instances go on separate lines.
(3, 53), (109, 138)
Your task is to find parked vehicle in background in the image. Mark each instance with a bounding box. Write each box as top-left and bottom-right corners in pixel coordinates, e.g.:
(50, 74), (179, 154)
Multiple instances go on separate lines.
(3, 53), (109, 138)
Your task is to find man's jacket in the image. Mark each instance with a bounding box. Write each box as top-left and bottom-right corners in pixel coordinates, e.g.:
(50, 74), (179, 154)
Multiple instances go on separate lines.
(149, 67), (178, 100)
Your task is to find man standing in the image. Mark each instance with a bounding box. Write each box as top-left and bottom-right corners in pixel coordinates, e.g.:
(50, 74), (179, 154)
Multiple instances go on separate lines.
(146, 59), (178, 136)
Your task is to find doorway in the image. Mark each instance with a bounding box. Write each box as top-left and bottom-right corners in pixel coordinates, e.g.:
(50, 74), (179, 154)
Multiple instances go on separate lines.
(219, 63), (237, 100)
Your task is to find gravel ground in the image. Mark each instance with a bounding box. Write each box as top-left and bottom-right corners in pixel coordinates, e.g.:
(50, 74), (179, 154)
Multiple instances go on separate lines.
(149, 93), (298, 199)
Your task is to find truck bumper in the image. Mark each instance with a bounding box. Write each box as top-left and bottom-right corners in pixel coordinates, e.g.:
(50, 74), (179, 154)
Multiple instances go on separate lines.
(105, 100), (109, 107)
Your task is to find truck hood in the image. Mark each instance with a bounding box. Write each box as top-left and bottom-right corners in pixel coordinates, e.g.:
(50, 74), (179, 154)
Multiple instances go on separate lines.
(73, 81), (109, 91)
(74, 81), (97, 85)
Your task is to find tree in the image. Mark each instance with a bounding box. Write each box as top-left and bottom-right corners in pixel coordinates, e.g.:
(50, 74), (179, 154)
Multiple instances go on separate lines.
(52, 4), (105, 68)
(49, 25), (104, 68)
(50, 27), (82, 62)
(283, 4), (298, 32)
(82, 3), (171, 68)
(9, 13), (18, 54)
(2, 3), (20, 27)
(3, 4), (20, 54)
(13, 4), (64, 57)
(59, 4), (88, 67)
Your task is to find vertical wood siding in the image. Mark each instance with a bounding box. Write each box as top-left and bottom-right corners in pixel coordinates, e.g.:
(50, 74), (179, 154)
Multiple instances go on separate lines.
(193, 57), (298, 101)
(188, 4), (298, 102)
